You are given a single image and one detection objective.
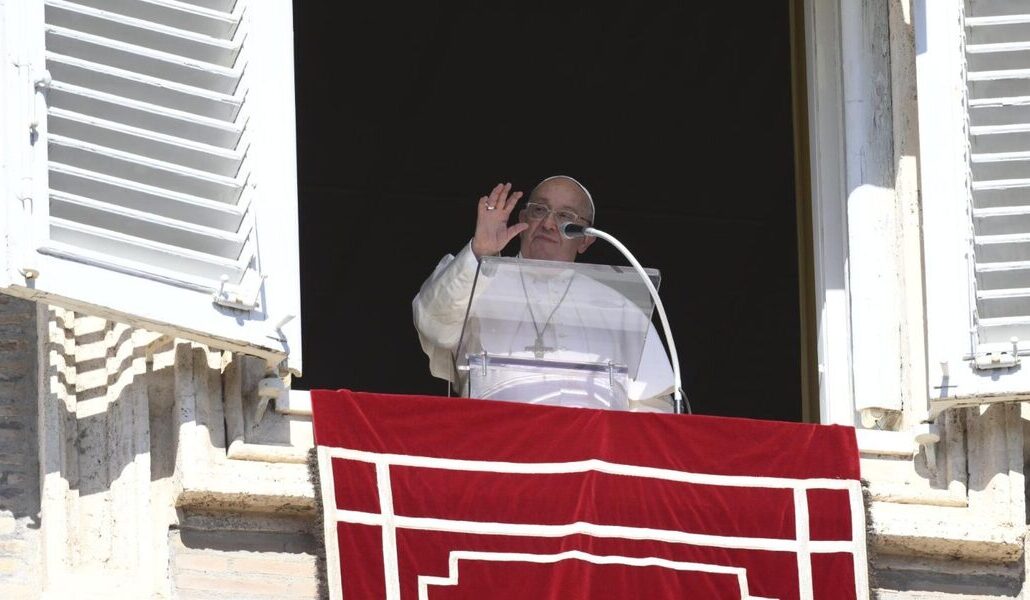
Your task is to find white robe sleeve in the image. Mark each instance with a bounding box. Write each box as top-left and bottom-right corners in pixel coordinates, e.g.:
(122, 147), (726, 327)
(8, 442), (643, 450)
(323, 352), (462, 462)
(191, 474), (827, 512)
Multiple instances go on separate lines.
(412, 242), (480, 381)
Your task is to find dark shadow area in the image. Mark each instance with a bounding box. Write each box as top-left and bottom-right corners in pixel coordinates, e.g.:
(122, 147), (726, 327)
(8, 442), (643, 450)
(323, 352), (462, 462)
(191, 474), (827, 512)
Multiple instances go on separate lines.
(872, 558), (1023, 598)
(293, 1), (801, 420)
(178, 526), (317, 555)
(44, 327), (178, 499)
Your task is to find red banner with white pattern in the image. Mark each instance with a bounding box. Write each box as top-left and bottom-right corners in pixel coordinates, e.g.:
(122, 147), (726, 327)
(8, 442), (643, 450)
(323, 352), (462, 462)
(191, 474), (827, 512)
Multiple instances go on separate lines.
(312, 390), (867, 599)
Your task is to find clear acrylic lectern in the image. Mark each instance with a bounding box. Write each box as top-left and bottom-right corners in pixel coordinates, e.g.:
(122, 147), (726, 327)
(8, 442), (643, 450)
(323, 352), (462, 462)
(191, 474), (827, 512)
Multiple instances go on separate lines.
(455, 256), (660, 410)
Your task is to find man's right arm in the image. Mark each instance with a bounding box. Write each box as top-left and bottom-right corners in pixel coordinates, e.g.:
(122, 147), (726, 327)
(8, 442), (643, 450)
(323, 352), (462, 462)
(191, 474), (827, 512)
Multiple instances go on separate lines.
(414, 242), (479, 342)
(412, 242), (480, 381)
(412, 183), (527, 382)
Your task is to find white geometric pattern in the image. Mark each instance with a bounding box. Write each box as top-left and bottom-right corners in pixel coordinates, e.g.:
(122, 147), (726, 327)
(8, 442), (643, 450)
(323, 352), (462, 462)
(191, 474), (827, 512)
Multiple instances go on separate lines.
(317, 446), (870, 600)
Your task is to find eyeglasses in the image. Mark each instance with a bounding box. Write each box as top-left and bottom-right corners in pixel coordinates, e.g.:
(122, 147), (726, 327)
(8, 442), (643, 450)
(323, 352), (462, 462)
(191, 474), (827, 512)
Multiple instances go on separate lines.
(523, 202), (591, 225)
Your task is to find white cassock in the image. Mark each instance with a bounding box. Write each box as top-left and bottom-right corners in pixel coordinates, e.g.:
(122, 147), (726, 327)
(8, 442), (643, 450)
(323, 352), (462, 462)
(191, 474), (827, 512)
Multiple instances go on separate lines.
(412, 242), (675, 412)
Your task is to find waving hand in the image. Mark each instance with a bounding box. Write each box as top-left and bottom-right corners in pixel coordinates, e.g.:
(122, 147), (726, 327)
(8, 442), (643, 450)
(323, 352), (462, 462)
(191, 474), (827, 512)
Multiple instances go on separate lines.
(471, 183), (528, 258)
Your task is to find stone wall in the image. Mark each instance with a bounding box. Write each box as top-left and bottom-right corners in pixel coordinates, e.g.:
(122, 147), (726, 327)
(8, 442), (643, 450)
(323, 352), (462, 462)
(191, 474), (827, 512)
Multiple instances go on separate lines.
(0, 295), (40, 599)
(863, 403), (1029, 599)
(0, 299), (319, 598)
(170, 513), (319, 600)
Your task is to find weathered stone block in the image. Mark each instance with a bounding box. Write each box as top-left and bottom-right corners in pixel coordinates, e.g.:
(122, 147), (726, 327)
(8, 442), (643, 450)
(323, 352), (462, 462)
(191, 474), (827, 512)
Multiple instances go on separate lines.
(0, 406), (32, 419)
(0, 582), (36, 599)
(0, 539), (27, 556)
(0, 474), (28, 488)
(174, 553), (230, 573)
(230, 555), (317, 578)
(0, 557), (21, 574)
(175, 573), (296, 598)
(0, 430), (24, 445)
(0, 341), (26, 353)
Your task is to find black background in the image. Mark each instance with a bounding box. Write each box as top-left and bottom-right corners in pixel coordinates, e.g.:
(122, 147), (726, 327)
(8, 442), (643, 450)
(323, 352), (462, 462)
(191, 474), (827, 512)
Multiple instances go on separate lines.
(292, 1), (801, 421)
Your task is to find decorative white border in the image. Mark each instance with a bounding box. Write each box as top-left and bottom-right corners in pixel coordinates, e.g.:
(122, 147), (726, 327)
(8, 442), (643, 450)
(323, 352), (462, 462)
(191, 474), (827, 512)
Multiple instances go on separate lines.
(326, 447), (858, 491)
(377, 462), (401, 600)
(316, 446), (344, 598)
(793, 487), (813, 598)
(416, 550), (777, 600)
(321, 447), (869, 600)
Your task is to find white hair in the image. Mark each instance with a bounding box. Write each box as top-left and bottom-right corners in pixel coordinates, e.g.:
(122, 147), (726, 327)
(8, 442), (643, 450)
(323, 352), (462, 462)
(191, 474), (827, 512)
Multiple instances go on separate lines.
(531, 175), (595, 223)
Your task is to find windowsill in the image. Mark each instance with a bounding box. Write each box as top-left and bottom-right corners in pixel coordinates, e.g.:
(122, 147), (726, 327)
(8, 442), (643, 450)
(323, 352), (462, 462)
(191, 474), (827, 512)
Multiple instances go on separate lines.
(277, 389), (313, 416)
(854, 428), (914, 457)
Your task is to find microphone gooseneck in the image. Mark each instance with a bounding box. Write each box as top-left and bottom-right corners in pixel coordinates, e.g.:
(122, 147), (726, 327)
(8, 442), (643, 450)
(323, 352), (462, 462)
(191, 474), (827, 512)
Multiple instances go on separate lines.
(578, 226), (689, 415)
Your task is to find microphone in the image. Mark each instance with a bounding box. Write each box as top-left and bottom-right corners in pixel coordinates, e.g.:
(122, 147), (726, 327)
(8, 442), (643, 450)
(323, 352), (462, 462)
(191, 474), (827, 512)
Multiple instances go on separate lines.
(560, 222), (590, 239)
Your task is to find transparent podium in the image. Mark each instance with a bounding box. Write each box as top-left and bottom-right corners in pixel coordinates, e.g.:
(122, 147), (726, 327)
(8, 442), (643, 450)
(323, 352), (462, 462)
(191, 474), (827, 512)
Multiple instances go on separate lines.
(455, 256), (660, 411)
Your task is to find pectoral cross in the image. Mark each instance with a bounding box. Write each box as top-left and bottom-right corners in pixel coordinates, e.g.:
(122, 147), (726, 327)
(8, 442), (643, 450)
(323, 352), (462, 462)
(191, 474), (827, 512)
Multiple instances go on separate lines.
(525, 335), (555, 359)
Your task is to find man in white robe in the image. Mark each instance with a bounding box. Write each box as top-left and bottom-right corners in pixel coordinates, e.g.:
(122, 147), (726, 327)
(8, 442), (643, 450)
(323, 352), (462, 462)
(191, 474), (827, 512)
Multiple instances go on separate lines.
(413, 176), (674, 412)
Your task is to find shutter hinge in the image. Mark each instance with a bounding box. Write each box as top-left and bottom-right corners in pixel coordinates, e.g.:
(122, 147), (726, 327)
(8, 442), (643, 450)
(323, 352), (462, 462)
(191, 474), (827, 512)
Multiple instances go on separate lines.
(212, 270), (265, 311)
(29, 69), (51, 136)
(255, 376), (285, 423)
(255, 361), (291, 423)
(972, 338), (1021, 370)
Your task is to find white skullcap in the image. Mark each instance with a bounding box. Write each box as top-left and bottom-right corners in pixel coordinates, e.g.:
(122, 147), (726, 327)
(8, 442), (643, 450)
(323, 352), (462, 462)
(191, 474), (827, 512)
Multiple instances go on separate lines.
(532, 175), (595, 223)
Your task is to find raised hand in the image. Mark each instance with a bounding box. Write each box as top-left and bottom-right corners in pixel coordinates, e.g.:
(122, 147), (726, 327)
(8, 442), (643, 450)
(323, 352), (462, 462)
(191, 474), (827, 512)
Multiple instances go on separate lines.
(471, 182), (529, 258)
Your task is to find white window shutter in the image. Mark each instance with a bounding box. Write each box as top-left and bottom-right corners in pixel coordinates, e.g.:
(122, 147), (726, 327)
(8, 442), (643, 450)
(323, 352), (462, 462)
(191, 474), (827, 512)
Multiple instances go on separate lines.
(920, 0), (1030, 401)
(0, 0), (302, 374)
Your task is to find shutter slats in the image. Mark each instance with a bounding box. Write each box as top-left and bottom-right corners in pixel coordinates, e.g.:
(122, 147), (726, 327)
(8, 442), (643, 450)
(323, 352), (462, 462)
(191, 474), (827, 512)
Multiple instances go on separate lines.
(45, 0), (241, 65)
(969, 72), (1030, 99)
(969, 0), (1030, 17)
(973, 177), (1030, 190)
(971, 152), (1030, 180)
(966, 6), (1030, 344)
(39, 0), (258, 291)
(971, 127), (1030, 153)
(970, 100), (1030, 127)
(975, 315), (1030, 340)
(47, 82), (245, 147)
(976, 233), (1030, 263)
(976, 261), (1030, 288)
(48, 136), (245, 202)
(51, 190), (246, 257)
(974, 206), (1030, 235)
(970, 186), (1030, 208)
(46, 25), (242, 93)
(40, 239), (247, 289)
(49, 108), (245, 175)
(968, 43), (1030, 71)
(48, 163), (246, 230)
(967, 15), (1030, 45)
(46, 53), (243, 120)
(170, 0), (237, 16)
(66, 0), (242, 39)
(977, 288), (1030, 319)
(49, 218), (246, 281)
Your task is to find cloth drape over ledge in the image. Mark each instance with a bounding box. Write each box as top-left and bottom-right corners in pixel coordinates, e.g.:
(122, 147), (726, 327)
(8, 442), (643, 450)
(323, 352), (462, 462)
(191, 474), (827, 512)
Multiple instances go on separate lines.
(312, 390), (867, 600)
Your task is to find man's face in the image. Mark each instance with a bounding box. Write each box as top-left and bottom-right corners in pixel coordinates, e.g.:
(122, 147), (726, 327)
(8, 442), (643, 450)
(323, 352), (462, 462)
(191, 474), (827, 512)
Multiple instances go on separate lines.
(518, 179), (596, 262)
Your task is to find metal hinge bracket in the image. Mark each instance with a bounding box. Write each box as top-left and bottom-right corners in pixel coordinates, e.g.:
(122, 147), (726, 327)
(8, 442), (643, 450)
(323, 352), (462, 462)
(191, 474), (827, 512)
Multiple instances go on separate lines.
(212, 270), (265, 311)
(254, 360), (291, 423)
(972, 337), (1021, 371)
(974, 351), (1019, 370)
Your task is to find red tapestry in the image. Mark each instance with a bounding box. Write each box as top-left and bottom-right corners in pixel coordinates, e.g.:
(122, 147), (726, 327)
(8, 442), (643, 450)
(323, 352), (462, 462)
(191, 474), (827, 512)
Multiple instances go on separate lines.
(312, 390), (867, 600)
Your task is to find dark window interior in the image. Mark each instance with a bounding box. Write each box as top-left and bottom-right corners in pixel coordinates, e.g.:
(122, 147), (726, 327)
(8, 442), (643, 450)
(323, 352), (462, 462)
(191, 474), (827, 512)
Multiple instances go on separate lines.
(292, 2), (801, 421)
